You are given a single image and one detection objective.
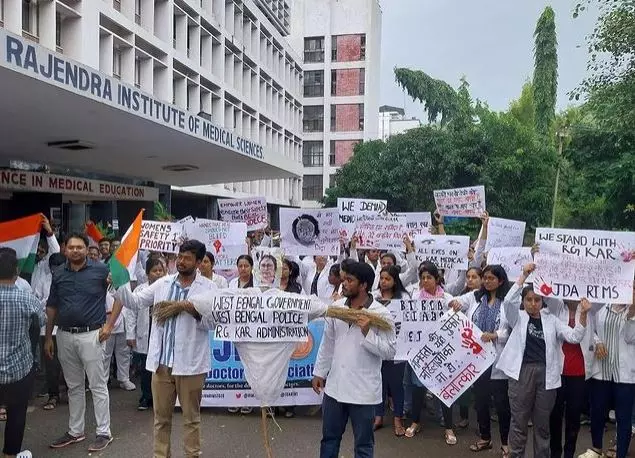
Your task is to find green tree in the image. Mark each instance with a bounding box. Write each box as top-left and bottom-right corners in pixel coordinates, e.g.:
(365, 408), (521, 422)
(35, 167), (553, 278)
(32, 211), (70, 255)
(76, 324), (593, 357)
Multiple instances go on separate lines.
(533, 6), (558, 136)
(394, 68), (459, 125)
(509, 81), (535, 128)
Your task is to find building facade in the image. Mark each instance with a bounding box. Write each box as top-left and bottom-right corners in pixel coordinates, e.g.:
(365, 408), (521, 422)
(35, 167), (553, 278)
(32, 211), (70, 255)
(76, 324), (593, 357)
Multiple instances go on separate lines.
(291, 0), (382, 207)
(378, 105), (421, 141)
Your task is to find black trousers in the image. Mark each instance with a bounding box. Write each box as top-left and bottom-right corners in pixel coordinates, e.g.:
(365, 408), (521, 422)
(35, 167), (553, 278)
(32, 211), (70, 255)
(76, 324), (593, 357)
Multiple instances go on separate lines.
(0, 368), (36, 455)
(473, 368), (511, 445)
(549, 375), (586, 458)
(40, 336), (61, 397)
(411, 386), (453, 426)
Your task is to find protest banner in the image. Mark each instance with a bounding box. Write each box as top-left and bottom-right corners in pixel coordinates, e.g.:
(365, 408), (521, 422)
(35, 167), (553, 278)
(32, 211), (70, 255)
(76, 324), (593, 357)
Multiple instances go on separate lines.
(433, 185), (486, 217)
(534, 228), (635, 304)
(337, 197), (388, 240)
(413, 235), (470, 271)
(279, 208), (340, 256)
(387, 298), (448, 361)
(218, 197), (268, 231)
(487, 247), (533, 281)
(252, 247), (284, 288)
(394, 212), (432, 239)
(355, 214), (407, 250)
(139, 220), (185, 253)
(407, 311), (497, 407)
(202, 320), (324, 407)
(208, 291), (313, 343)
(485, 217), (526, 251)
(183, 218), (247, 269)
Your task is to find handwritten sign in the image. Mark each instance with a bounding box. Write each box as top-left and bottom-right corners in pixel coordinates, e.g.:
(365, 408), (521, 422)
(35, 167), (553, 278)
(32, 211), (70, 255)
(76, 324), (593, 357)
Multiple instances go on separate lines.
(218, 197), (268, 231)
(485, 217), (526, 251)
(394, 212), (432, 239)
(534, 228), (635, 304)
(407, 312), (497, 407)
(337, 198), (387, 241)
(413, 235), (470, 271)
(387, 298), (447, 361)
(208, 292), (312, 342)
(433, 185), (486, 217)
(487, 247), (533, 281)
(184, 218), (247, 269)
(279, 208), (340, 256)
(139, 220), (185, 253)
(355, 214), (407, 250)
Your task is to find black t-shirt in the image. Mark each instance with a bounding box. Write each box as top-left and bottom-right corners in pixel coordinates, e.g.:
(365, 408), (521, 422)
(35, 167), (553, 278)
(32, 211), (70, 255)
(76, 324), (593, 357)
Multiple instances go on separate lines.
(523, 316), (546, 365)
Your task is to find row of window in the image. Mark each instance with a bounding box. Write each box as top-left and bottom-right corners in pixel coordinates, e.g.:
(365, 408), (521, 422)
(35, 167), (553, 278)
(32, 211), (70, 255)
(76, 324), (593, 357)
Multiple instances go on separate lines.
(304, 34), (366, 63)
(304, 69), (365, 98)
(302, 104), (364, 132)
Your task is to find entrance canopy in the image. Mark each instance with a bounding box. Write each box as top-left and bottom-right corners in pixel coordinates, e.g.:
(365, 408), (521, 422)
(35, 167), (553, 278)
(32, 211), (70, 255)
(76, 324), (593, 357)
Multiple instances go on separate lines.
(0, 30), (302, 186)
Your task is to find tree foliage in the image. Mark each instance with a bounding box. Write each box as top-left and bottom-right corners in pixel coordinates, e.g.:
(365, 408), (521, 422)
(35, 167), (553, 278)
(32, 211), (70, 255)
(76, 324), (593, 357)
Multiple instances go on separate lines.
(394, 68), (459, 125)
(533, 6), (559, 136)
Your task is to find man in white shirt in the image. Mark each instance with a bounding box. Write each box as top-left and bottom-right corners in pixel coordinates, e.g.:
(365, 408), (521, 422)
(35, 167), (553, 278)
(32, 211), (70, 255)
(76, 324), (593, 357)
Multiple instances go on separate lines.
(31, 215), (60, 302)
(312, 261), (396, 458)
(116, 240), (216, 458)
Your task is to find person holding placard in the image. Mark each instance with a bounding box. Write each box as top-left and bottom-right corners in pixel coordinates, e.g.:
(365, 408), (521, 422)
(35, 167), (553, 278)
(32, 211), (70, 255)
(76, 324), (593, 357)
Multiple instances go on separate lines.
(449, 265), (512, 456)
(577, 288), (635, 458)
(496, 264), (591, 458)
(228, 255), (254, 289)
(374, 265), (410, 436)
(199, 252), (228, 289)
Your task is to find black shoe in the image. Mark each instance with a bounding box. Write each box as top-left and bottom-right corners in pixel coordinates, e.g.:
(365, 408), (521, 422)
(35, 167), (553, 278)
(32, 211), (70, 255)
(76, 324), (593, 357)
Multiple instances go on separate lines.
(50, 432), (85, 448)
(138, 399), (151, 411)
(88, 435), (113, 452)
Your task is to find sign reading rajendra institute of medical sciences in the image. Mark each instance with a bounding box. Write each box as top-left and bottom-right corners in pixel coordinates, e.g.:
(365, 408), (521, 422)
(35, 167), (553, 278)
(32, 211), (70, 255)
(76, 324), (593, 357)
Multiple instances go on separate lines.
(0, 30), (264, 161)
(0, 169), (159, 201)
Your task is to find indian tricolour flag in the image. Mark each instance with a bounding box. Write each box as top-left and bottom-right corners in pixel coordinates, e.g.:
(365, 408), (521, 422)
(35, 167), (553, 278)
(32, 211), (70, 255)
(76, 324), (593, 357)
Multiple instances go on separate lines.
(0, 214), (42, 274)
(108, 210), (143, 288)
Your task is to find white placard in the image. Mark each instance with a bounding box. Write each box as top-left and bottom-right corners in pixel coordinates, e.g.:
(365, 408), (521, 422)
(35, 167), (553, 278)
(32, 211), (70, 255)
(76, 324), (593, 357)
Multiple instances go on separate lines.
(394, 212), (432, 239)
(407, 311), (497, 407)
(414, 235), (470, 271)
(487, 247), (533, 281)
(184, 218), (248, 269)
(218, 197), (268, 231)
(534, 228), (635, 304)
(355, 214), (407, 250)
(433, 185), (486, 217)
(387, 298), (448, 361)
(279, 208), (340, 256)
(209, 292), (312, 342)
(485, 217), (526, 251)
(139, 220), (185, 253)
(337, 198), (387, 241)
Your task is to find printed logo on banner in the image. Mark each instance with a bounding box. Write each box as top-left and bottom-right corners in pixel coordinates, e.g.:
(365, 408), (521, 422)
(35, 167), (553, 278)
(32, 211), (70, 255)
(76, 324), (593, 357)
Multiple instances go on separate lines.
(280, 208), (340, 256)
(433, 186), (486, 218)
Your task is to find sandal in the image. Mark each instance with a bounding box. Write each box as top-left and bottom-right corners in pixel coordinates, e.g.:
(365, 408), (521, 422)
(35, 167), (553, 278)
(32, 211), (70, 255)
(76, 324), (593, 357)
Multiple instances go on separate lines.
(0, 407), (5, 421)
(445, 429), (457, 445)
(501, 446), (509, 458)
(469, 440), (493, 452)
(394, 421), (406, 437)
(605, 446), (617, 458)
(405, 423), (421, 438)
(43, 397), (59, 410)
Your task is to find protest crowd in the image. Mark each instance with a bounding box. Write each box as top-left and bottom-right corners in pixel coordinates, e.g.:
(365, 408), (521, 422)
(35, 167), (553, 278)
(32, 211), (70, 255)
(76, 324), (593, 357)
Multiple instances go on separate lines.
(0, 188), (634, 458)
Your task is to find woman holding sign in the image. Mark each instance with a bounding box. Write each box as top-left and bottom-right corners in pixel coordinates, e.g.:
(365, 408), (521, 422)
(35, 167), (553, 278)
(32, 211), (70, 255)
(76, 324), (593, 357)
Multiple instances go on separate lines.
(374, 265), (411, 436)
(495, 264), (591, 458)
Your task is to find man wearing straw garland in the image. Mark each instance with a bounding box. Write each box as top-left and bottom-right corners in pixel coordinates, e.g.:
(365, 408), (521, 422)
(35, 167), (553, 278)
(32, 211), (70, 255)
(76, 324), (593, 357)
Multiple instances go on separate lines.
(312, 261), (396, 458)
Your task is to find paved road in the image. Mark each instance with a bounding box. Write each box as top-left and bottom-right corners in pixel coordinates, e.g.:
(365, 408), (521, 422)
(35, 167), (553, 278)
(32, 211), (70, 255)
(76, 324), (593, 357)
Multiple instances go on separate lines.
(7, 387), (625, 458)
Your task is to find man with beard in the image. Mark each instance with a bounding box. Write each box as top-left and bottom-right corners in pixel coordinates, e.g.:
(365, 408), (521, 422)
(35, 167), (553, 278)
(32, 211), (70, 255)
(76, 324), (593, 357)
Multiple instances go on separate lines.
(116, 239), (217, 458)
(312, 261), (396, 458)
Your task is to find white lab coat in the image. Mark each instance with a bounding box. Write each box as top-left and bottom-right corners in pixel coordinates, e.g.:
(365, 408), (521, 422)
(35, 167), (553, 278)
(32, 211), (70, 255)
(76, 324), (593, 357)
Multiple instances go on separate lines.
(299, 257), (335, 301)
(116, 273), (217, 376)
(31, 235), (60, 301)
(496, 283), (587, 390)
(123, 282), (151, 354)
(589, 304), (635, 383)
(313, 298), (396, 405)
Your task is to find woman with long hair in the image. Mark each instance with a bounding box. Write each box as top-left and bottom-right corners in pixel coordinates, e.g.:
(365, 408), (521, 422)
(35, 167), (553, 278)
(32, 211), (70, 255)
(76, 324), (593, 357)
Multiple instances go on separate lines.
(496, 264), (590, 458)
(280, 259), (303, 294)
(450, 265), (512, 456)
(374, 265), (410, 435)
(199, 252), (228, 289)
(229, 255), (254, 289)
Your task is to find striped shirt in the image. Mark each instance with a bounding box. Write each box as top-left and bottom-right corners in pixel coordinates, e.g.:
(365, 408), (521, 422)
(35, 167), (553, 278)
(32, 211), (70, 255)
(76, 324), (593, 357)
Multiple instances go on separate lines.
(158, 280), (190, 368)
(600, 305), (623, 382)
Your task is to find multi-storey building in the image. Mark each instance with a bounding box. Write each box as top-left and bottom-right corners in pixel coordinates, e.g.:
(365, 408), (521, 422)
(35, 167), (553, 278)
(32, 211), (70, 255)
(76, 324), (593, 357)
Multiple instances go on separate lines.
(291, 0), (382, 207)
(378, 105), (421, 141)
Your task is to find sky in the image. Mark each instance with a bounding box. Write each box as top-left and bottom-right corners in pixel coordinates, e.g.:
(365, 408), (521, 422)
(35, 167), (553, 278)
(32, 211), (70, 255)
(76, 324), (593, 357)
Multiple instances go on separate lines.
(379, 0), (598, 119)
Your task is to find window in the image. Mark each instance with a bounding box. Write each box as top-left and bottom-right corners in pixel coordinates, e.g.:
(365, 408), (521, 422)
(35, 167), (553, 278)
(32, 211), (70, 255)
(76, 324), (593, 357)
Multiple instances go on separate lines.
(303, 105), (324, 132)
(331, 36), (337, 61)
(304, 37), (324, 63)
(113, 49), (122, 79)
(359, 68), (365, 95)
(329, 140), (336, 165)
(55, 13), (62, 49)
(330, 70), (336, 96)
(330, 104), (364, 132)
(303, 70), (324, 98)
(22, 0), (39, 39)
(135, 0), (141, 24)
(358, 103), (365, 130)
(360, 34), (366, 60)
(302, 141), (323, 167)
(134, 58), (141, 88)
(302, 175), (323, 201)
(1, 0), (4, 26)
(113, 0), (121, 12)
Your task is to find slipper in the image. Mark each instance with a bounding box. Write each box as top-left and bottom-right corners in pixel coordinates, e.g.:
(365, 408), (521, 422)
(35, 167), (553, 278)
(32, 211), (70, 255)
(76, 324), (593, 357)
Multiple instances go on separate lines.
(501, 446), (509, 458)
(43, 397), (59, 411)
(405, 423), (421, 438)
(394, 424), (406, 437)
(469, 440), (493, 452)
(445, 430), (457, 445)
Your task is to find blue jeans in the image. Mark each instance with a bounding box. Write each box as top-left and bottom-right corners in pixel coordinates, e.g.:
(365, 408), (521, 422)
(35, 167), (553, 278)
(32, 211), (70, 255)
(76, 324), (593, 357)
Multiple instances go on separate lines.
(375, 361), (405, 418)
(590, 379), (635, 458)
(321, 394), (374, 458)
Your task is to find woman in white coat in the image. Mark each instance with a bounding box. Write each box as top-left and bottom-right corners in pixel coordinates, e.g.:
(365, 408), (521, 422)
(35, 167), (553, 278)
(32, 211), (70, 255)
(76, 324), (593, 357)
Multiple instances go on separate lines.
(578, 288), (635, 458)
(496, 264), (591, 458)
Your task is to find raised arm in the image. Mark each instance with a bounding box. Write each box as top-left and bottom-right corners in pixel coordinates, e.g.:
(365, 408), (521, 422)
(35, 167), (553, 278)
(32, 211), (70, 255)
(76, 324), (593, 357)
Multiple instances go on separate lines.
(502, 262), (533, 328)
(115, 279), (160, 311)
(555, 298), (590, 343)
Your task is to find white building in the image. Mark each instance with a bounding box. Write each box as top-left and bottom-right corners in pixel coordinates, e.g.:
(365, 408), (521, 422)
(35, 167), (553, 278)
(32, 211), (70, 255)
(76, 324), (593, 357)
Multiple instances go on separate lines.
(378, 105), (421, 141)
(0, 0), (303, 229)
(291, 0), (382, 207)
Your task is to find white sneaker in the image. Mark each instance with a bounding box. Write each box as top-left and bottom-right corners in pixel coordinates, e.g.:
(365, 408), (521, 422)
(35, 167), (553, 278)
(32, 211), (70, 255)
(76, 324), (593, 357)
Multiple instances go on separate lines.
(17, 451), (33, 458)
(119, 380), (136, 391)
(578, 449), (602, 458)
(609, 409), (616, 422)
